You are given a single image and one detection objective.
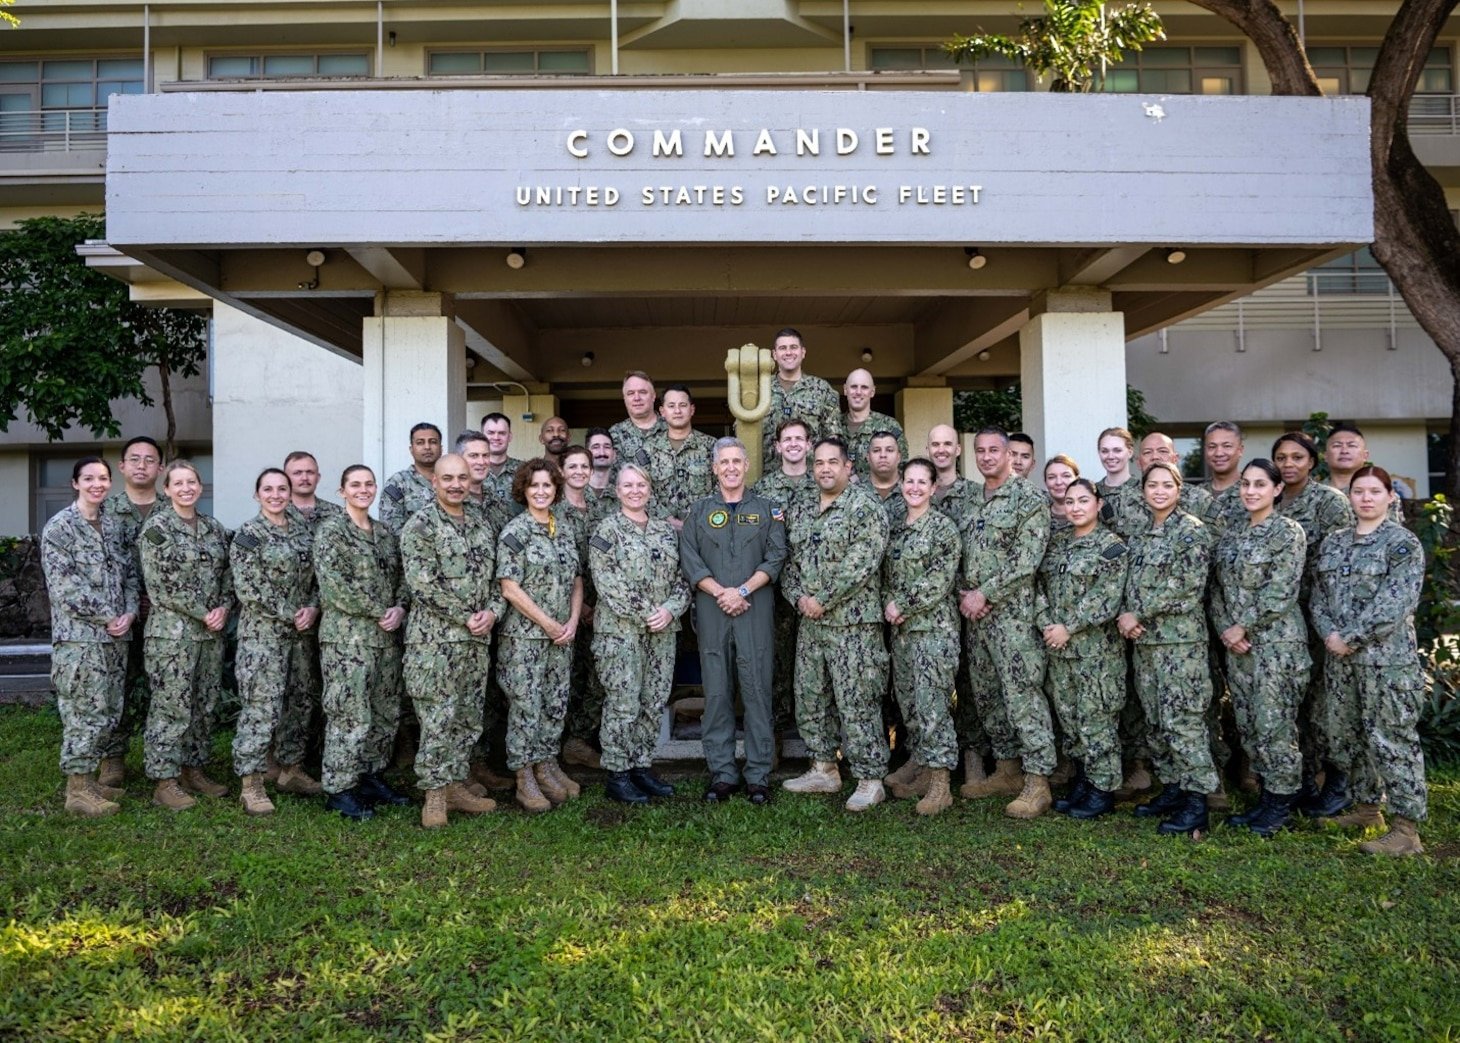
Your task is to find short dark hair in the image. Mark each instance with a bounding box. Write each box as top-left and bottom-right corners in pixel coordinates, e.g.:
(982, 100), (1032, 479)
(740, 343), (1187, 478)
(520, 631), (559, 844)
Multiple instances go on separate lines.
(72, 456), (111, 483)
(974, 426), (1009, 445)
(901, 457), (937, 482)
(120, 436), (161, 459)
(1242, 458), (1284, 490)
(1330, 422), (1366, 440)
(586, 426), (613, 442)
(662, 383), (694, 404)
(813, 435), (849, 461)
(1065, 477), (1101, 501)
(1008, 432), (1035, 449)
(1204, 420), (1244, 441)
(868, 430), (901, 449)
(455, 429), (489, 453)
(775, 417), (811, 440)
(1271, 431), (1319, 466)
(481, 412), (511, 430)
(511, 457), (564, 506)
(282, 450), (317, 468)
(773, 327), (804, 344)
(410, 422), (442, 440)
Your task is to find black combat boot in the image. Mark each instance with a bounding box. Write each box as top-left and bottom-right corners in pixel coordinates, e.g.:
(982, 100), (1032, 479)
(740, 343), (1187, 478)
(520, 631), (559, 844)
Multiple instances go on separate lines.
(1244, 790), (1297, 837)
(1226, 788), (1270, 828)
(357, 772), (413, 806)
(324, 790), (375, 821)
(1068, 786), (1115, 820)
(1053, 763), (1088, 815)
(1134, 782), (1184, 818)
(629, 767), (675, 799)
(605, 771), (649, 804)
(1157, 790), (1209, 835)
(1301, 769), (1352, 818)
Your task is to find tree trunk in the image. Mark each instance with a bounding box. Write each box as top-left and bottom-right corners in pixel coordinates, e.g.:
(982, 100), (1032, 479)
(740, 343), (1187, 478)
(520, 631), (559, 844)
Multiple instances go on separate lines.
(158, 361), (177, 462)
(1186, 0), (1321, 94)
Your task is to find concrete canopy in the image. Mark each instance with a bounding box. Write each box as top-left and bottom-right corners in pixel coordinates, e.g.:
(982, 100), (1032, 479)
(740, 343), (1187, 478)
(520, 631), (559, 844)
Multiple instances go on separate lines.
(101, 86), (1371, 393)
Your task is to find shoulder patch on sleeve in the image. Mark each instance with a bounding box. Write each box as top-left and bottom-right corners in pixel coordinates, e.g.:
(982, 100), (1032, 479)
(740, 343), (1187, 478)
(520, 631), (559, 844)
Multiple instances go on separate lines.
(233, 532), (260, 551)
(385, 485), (404, 502)
(771, 507), (785, 522)
(590, 534), (612, 553)
(144, 527), (166, 546)
(1101, 542), (1128, 560)
(501, 533), (524, 553)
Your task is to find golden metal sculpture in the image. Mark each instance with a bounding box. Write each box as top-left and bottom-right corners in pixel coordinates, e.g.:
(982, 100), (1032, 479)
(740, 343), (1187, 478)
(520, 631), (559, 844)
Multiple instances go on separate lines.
(724, 343), (775, 485)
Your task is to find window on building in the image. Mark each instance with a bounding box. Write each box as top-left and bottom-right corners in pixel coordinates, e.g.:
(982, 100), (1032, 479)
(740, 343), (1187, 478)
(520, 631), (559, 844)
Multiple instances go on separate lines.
(1309, 246), (1390, 295)
(0, 57), (143, 136)
(1309, 46), (1452, 95)
(206, 53), (372, 80)
(1101, 46), (1243, 94)
(426, 50), (592, 76)
(869, 46), (1026, 89)
(1428, 428), (1449, 499)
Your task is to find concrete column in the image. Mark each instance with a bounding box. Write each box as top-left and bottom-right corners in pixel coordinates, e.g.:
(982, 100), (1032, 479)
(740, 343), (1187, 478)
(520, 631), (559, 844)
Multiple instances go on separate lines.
(363, 292), (465, 486)
(1019, 290), (1126, 478)
(895, 382), (954, 462)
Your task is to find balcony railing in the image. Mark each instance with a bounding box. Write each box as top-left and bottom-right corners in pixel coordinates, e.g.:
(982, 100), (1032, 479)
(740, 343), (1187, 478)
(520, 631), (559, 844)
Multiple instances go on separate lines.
(0, 108), (108, 153)
(1410, 93), (1460, 135)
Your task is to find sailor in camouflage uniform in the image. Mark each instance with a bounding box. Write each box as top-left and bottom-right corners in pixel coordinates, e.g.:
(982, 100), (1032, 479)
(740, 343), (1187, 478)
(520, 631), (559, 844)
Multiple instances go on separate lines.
(842, 368), (908, 479)
(641, 384), (717, 529)
(589, 463), (691, 803)
(610, 372), (667, 478)
(1036, 480), (1129, 819)
(880, 458), (960, 816)
(781, 437), (891, 811)
(399, 454), (502, 827)
(864, 431), (908, 528)
(315, 465), (409, 821)
(1272, 431), (1357, 815)
(41, 457), (139, 817)
(761, 329), (844, 468)
(497, 458), (584, 813)
(958, 429), (1055, 819)
(229, 468), (324, 815)
(1210, 459), (1311, 836)
(380, 422), (442, 534)
(479, 412), (525, 515)
(1118, 462), (1218, 834)
(1310, 465), (1428, 855)
(557, 446), (611, 768)
(140, 460), (235, 811)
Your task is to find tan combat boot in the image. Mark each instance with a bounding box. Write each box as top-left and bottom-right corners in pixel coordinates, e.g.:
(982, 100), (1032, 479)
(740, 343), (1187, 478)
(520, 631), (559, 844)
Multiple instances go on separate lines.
(561, 738), (602, 769)
(470, 761), (515, 790)
(239, 774), (275, 816)
(515, 766), (552, 814)
(958, 751), (989, 798)
(885, 757), (922, 792)
(542, 759), (581, 798)
(153, 778), (196, 811)
(463, 780), (491, 798)
(1323, 802), (1385, 830)
(179, 764), (229, 797)
(844, 778), (886, 812)
(1207, 781), (1231, 812)
(1006, 773), (1052, 819)
(783, 760), (842, 794)
(886, 762), (928, 800)
(1115, 758), (1153, 799)
(916, 769), (954, 817)
(275, 764), (322, 795)
(421, 787), (448, 829)
(96, 756), (126, 789)
(89, 774), (124, 801)
(1359, 816), (1424, 857)
(534, 762), (568, 805)
(65, 774), (119, 817)
(444, 780), (497, 815)
(1049, 757), (1075, 787)
(964, 758), (1023, 799)
(262, 751), (281, 785)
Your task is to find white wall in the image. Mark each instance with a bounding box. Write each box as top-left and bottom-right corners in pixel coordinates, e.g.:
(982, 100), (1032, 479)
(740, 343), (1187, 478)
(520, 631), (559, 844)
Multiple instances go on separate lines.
(211, 303), (363, 528)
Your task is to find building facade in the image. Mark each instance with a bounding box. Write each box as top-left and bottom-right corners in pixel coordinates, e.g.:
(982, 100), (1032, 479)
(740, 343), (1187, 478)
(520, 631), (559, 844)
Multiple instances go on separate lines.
(1, 1), (1454, 530)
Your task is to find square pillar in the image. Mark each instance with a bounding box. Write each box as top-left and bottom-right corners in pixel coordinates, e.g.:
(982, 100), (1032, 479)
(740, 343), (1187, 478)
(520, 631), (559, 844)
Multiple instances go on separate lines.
(363, 292), (466, 484)
(895, 382), (954, 462)
(1019, 290), (1126, 477)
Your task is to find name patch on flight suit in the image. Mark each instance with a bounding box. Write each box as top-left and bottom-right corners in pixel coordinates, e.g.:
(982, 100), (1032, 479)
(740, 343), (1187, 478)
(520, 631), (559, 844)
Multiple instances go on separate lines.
(737, 514), (760, 525)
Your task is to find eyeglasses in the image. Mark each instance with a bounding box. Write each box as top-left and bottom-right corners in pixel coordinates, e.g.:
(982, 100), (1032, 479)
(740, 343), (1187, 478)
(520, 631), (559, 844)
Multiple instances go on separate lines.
(123, 455), (160, 465)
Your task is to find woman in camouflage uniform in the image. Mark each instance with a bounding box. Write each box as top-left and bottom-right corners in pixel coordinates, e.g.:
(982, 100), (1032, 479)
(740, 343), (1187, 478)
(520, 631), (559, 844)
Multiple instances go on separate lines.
(1117, 461), (1216, 836)
(1036, 478), (1129, 819)
(881, 458), (962, 816)
(140, 460), (234, 811)
(497, 458), (584, 813)
(314, 465), (408, 821)
(228, 468), (323, 816)
(1311, 465), (1428, 856)
(1211, 459), (1311, 837)
(40, 457), (139, 817)
(556, 445), (608, 770)
(1043, 455), (1080, 533)
(589, 463), (690, 804)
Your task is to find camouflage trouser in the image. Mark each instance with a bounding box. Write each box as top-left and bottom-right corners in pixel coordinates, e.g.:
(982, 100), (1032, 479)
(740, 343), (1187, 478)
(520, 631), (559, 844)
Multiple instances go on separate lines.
(320, 640), (402, 795)
(99, 629), (149, 760)
(1118, 643), (1154, 763)
(565, 621), (605, 744)
(953, 653), (992, 760)
(771, 596), (798, 733)
(53, 641), (127, 775)
(499, 636), (571, 770)
(143, 636), (224, 780)
(407, 640), (491, 792)
(231, 629), (319, 776)
(1225, 640), (1310, 796)
(964, 610), (1055, 776)
(890, 627), (958, 771)
(1298, 629), (1328, 779)
(1324, 656), (1428, 821)
(795, 621), (889, 780)
(594, 628), (675, 773)
(1207, 625), (1235, 775)
(699, 609), (775, 788)
(1132, 641), (1219, 794)
(1046, 651), (1126, 792)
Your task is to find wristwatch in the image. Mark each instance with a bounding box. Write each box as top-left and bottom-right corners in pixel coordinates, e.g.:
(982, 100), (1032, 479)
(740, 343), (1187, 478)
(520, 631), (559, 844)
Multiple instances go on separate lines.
(737, 585), (751, 599)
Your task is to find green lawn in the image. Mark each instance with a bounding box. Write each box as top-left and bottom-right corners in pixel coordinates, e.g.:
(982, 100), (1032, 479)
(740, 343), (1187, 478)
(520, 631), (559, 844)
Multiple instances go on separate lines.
(3, 704), (1458, 1042)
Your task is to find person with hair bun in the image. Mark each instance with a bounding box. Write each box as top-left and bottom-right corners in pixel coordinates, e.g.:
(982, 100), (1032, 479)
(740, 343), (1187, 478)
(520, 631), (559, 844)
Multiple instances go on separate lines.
(1035, 478), (1129, 820)
(1210, 459), (1310, 837)
(1310, 465), (1428, 855)
(40, 457), (138, 816)
(1118, 461), (1217, 835)
(1043, 455), (1080, 531)
(229, 467), (325, 816)
(140, 460), (235, 811)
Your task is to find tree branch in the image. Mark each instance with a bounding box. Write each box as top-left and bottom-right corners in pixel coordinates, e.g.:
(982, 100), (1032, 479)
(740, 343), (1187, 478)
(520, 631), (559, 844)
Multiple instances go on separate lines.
(1185, 0), (1320, 94)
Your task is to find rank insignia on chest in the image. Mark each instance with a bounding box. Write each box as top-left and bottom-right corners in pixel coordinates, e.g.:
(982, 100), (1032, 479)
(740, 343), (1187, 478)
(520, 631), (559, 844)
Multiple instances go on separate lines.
(708, 510), (729, 529)
(737, 514), (759, 525)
